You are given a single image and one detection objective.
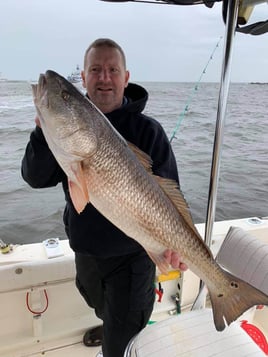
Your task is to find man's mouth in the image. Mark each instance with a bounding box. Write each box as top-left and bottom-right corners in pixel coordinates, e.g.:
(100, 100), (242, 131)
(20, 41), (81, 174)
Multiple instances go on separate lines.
(97, 87), (112, 92)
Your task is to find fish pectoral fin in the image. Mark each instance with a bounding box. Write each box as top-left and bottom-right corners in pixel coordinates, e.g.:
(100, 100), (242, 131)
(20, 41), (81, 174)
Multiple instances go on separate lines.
(147, 251), (170, 275)
(68, 179), (89, 214)
(68, 162), (90, 214)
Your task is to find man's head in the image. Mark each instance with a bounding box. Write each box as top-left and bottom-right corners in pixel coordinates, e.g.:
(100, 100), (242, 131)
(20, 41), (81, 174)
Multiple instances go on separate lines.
(82, 38), (130, 114)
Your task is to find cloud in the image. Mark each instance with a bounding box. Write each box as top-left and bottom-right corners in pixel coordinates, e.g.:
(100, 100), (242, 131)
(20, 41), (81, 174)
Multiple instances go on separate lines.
(0, 0), (267, 82)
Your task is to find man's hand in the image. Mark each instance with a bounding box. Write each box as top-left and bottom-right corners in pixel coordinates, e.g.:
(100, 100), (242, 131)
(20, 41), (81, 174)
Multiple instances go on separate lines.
(164, 249), (188, 271)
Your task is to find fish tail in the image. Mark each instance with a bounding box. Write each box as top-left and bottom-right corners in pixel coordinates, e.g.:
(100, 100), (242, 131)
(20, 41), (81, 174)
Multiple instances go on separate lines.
(208, 269), (268, 331)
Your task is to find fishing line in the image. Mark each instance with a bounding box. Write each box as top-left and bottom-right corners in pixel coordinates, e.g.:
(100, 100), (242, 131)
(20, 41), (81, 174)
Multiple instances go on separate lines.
(169, 36), (223, 143)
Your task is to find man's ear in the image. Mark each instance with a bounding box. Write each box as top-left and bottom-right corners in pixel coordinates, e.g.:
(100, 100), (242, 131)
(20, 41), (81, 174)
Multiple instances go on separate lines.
(125, 70), (130, 88)
(81, 70), (86, 88)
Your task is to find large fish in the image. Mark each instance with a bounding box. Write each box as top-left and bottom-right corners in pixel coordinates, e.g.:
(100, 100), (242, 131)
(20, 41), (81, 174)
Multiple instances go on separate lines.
(32, 70), (268, 331)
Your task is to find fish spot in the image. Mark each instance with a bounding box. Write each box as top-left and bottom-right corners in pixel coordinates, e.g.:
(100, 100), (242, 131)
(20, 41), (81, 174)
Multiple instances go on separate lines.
(230, 281), (239, 289)
(217, 293), (224, 298)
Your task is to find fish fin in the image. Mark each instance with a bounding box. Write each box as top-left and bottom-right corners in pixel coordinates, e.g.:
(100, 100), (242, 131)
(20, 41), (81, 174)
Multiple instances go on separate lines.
(68, 162), (89, 214)
(155, 176), (201, 238)
(208, 269), (268, 331)
(147, 251), (169, 275)
(127, 141), (153, 173)
(128, 141), (201, 240)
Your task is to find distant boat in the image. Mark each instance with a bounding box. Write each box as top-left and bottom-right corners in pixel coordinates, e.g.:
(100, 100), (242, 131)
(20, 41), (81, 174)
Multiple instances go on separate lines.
(250, 82), (268, 85)
(0, 72), (8, 82)
(67, 65), (82, 83)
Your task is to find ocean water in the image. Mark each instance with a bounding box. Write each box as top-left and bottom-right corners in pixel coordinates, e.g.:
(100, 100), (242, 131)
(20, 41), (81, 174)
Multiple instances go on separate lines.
(0, 80), (267, 244)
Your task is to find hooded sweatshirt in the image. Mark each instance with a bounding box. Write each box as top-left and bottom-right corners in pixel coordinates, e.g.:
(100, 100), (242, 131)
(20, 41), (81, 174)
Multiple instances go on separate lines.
(21, 83), (179, 257)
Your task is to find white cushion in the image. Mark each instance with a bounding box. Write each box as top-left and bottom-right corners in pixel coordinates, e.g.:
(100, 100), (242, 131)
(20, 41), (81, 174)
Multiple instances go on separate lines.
(125, 309), (264, 356)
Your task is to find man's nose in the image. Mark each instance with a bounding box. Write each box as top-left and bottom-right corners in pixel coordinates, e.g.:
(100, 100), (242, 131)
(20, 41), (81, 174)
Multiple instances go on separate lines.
(99, 69), (110, 81)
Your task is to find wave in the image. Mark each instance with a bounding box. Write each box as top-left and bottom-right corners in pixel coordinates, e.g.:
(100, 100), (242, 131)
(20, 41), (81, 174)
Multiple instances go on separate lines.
(0, 126), (32, 134)
(0, 102), (34, 112)
(1, 218), (66, 245)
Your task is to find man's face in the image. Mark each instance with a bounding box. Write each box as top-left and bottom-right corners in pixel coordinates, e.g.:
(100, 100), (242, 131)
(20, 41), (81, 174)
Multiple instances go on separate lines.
(82, 46), (129, 114)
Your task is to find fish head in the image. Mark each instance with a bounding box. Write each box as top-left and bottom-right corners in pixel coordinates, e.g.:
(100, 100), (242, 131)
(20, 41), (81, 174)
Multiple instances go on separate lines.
(32, 70), (98, 160)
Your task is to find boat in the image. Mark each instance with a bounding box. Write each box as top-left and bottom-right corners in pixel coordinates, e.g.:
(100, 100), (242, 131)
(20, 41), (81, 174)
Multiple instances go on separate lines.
(1, 218), (267, 356)
(0, 72), (8, 82)
(67, 65), (82, 83)
(1, 0), (267, 356)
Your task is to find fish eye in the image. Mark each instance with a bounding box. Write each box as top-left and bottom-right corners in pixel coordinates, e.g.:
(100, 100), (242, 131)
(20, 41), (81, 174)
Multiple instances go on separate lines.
(61, 91), (70, 101)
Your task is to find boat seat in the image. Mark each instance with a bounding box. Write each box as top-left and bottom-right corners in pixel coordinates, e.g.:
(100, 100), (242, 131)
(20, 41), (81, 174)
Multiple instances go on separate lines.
(216, 226), (268, 295)
(124, 309), (265, 356)
(124, 226), (268, 356)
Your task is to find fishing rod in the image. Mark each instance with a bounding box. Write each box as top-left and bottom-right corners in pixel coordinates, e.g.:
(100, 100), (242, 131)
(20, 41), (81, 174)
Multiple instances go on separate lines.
(169, 35), (223, 143)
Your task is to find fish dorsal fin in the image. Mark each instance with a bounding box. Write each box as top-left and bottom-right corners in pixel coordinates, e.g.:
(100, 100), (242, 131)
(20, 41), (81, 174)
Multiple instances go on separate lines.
(127, 141), (200, 237)
(155, 176), (200, 237)
(127, 141), (153, 173)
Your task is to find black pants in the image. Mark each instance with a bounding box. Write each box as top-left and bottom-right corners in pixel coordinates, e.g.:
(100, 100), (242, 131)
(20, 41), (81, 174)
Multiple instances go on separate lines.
(75, 250), (156, 357)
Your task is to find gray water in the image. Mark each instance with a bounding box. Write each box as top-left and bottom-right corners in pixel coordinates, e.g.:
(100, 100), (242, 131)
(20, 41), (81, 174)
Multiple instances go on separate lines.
(0, 80), (267, 244)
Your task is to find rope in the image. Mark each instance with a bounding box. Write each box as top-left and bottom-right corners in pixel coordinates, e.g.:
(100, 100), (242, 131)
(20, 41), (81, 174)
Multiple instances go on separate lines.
(169, 36), (223, 143)
(26, 289), (49, 315)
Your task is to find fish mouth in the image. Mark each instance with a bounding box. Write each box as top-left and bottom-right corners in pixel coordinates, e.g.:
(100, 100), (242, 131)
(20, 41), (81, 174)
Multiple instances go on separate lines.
(31, 73), (49, 114)
(39, 73), (47, 88)
(38, 74), (48, 103)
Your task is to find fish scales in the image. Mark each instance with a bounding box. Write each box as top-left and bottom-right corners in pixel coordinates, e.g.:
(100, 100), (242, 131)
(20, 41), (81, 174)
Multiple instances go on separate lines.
(87, 138), (179, 252)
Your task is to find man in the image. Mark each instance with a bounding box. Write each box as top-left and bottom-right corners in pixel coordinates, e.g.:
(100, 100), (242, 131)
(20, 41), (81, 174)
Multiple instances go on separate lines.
(21, 38), (187, 357)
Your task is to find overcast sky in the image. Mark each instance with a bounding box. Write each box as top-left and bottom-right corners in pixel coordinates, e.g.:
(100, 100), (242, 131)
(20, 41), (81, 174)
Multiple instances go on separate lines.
(1, 0), (267, 82)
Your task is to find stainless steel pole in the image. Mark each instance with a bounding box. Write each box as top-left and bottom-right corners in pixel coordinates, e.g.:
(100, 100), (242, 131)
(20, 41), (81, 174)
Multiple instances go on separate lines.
(204, 0), (240, 248)
(193, 0), (240, 310)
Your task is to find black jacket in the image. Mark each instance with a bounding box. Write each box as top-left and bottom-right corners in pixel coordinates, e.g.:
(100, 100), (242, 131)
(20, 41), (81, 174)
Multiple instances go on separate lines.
(21, 83), (179, 257)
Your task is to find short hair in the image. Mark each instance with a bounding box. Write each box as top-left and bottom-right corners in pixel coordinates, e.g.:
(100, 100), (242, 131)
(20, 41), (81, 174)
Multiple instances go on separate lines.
(84, 38), (127, 69)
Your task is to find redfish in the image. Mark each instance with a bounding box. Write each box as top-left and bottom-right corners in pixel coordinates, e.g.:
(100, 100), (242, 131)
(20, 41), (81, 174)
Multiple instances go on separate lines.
(32, 70), (268, 331)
